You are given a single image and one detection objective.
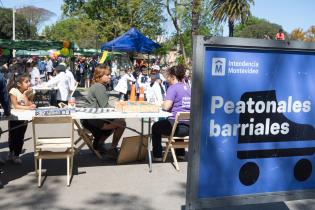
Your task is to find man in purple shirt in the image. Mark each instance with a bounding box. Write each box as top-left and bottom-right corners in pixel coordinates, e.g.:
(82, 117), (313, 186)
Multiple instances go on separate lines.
(151, 65), (191, 161)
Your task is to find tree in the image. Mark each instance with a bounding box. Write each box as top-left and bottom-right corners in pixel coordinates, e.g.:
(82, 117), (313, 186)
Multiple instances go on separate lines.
(164, 0), (188, 61)
(290, 26), (315, 42)
(163, 0), (222, 61)
(191, 0), (201, 37)
(43, 16), (100, 49)
(234, 16), (285, 39)
(305, 26), (315, 42)
(16, 6), (55, 39)
(62, 0), (165, 42)
(210, 0), (254, 37)
(0, 7), (34, 39)
(290, 28), (305, 41)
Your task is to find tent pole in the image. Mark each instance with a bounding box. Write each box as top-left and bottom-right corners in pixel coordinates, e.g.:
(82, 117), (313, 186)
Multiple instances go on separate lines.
(148, 53), (150, 68)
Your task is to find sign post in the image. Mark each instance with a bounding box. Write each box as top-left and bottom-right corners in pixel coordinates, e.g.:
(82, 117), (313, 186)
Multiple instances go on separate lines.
(186, 36), (315, 209)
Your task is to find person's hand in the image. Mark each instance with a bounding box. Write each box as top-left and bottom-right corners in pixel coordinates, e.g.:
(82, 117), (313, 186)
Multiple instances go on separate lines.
(24, 87), (33, 98)
(29, 104), (36, 110)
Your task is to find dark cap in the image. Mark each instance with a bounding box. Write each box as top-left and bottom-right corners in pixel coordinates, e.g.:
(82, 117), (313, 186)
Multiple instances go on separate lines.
(55, 64), (66, 72)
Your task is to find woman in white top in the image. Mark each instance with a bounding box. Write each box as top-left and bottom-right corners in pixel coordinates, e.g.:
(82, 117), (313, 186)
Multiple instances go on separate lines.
(46, 64), (71, 106)
(114, 68), (136, 100)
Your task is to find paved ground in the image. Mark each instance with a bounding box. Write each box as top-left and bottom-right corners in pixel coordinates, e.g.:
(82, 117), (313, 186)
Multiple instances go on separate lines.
(1, 89), (315, 210)
(0, 89), (188, 210)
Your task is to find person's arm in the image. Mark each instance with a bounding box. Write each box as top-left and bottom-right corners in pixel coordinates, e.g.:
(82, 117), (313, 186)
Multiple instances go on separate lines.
(10, 94), (36, 110)
(153, 83), (164, 104)
(46, 73), (61, 86)
(126, 73), (136, 82)
(162, 85), (176, 111)
(162, 100), (173, 111)
(0, 75), (10, 115)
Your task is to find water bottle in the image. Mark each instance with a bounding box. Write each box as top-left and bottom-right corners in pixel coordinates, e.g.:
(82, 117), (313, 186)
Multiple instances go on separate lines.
(68, 97), (76, 109)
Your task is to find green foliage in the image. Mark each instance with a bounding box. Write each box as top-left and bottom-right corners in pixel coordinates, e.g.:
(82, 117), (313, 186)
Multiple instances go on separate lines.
(43, 16), (100, 49)
(165, 0), (222, 58)
(0, 7), (35, 39)
(62, 0), (165, 41)
(234, 16), (285, 39)
(291, 26), (315, 42)
(176, 54), (185, 65)
(16, 6), (55, 38)
(210, 0), (254, 37)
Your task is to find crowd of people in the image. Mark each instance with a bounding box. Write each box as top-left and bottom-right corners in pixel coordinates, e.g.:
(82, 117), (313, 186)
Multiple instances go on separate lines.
(0, 54), (192, 188)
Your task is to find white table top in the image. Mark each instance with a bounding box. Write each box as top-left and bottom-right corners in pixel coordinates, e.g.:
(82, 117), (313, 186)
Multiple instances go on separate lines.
(8, 109), (172, 121)
(32, 86), (58, 91)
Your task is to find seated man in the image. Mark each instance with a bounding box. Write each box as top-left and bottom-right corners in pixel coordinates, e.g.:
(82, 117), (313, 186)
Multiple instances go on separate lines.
(81, 64), (125, 159)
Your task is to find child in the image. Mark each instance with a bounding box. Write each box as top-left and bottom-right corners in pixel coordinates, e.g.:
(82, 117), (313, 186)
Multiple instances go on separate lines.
(146, 72), (165, 105)
(136, 67), (150, 99)
(8, 73), (36, 164)
(81, 64), (126, 159)
(114, 67), (136, 101)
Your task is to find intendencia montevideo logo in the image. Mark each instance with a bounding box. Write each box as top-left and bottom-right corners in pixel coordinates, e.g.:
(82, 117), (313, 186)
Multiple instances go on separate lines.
(212, 58), (226, 76)
(211, 57), (259, 76)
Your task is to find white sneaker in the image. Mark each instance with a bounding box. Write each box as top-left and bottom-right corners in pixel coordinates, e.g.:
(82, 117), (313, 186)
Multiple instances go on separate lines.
(12, 156), (22, 164)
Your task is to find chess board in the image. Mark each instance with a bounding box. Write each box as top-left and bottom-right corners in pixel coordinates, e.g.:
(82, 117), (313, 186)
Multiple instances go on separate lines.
(35, 108), (71, 116)
(75, 108), (116, 113)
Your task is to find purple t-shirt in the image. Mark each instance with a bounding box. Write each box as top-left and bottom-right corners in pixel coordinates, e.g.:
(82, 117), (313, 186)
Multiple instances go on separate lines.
(165, 82), (191, 119)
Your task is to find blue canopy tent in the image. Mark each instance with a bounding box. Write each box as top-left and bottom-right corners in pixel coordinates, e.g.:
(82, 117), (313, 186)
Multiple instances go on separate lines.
(100, 28), (160, 53)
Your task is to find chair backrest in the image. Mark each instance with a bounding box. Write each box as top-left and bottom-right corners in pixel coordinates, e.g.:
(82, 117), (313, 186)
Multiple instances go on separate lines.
(70, 81), (79, 98)
(169, 112), (190, 139)
(32, 116), (74, 151)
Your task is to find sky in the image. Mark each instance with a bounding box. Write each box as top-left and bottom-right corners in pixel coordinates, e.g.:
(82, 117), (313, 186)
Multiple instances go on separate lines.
(1, 0), (315, 36)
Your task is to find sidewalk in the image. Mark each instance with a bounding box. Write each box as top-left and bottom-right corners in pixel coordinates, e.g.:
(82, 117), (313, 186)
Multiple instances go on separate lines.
(0, 89), (187, 210)
(1, 89), (315, 209)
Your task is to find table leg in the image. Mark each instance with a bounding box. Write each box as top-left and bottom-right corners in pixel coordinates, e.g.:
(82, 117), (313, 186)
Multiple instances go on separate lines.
(148, 118), (152, 173)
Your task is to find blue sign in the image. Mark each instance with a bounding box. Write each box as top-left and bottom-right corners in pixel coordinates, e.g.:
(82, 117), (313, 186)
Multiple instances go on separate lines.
(199, 47), (315, 198)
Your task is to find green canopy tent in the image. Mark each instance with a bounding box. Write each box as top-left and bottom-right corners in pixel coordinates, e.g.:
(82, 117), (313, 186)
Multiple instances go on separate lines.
(0, 39), (71, 50)
(16, 50), (49, 56)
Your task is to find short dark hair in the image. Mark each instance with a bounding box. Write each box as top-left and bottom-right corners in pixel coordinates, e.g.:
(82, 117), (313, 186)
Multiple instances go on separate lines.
(55, 65), (66, 72)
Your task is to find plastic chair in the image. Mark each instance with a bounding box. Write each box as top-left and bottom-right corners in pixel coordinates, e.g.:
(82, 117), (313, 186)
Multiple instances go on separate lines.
(162, 112), (190, 171)
(32, 116), (75, 187)
(70, 81), (79, 98)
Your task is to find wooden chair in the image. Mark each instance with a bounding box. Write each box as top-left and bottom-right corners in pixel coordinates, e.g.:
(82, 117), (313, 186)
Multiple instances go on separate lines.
(73, 120), (102, 159)
(57, 102), (102, 159)
(32, 116), (75, 187)
(162, 112), (190, 171)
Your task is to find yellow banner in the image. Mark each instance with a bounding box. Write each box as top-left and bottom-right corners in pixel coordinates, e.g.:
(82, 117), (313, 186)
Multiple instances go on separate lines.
(99, 51), (108, 64)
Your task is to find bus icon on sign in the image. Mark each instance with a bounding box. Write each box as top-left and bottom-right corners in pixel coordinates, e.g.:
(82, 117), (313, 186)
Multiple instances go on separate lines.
(212, 58), (226, 76)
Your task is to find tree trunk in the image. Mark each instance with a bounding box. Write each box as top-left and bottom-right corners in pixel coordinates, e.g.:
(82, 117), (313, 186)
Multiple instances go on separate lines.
(165, 0), (186, 62)
(191, 0), (201, 60)
(228, 18), (234, 37)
